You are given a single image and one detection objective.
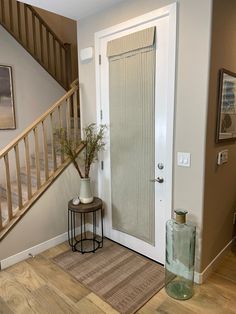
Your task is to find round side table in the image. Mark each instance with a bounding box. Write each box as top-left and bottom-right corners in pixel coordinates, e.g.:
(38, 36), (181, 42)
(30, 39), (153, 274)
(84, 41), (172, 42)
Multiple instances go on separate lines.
(68, 197), (103, 253)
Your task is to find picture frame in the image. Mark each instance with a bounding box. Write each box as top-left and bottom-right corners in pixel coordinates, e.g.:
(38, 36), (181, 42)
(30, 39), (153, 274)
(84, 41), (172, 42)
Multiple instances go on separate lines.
(0, 65), (16, 130)
(216, 68), (236, 143)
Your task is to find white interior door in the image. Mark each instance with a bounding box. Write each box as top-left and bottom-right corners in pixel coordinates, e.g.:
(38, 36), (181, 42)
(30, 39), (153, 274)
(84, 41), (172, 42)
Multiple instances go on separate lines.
(95, 4), (176, 264)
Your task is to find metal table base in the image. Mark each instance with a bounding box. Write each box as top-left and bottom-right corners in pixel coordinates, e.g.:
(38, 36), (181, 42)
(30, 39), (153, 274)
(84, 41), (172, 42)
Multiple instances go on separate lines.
(68, 197), (103, 254)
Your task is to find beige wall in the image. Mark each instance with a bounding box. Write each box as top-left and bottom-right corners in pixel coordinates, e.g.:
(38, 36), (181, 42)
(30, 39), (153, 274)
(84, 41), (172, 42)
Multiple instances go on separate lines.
(0, 25), (81, 261)
(35, 7), (78, 83)
(0, 165), (80, 260)
(202, 0), (236, 271)
(0, 25), (64, 150)
(77, 0), (212, 272)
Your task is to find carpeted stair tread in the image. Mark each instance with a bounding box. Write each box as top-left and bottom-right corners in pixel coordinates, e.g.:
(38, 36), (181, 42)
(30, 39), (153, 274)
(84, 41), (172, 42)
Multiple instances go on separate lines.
(20, 166), (52, 186)
(1, 199), (19, 226)
(0, 181), (37, 205)
(30, 152), (63, 170)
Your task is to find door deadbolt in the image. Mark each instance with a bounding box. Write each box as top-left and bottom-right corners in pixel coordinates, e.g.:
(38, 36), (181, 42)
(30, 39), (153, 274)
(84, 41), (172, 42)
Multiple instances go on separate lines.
(157, 163), (164, 170)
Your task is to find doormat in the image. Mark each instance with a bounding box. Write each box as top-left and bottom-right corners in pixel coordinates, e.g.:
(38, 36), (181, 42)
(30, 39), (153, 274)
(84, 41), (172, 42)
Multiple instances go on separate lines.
(53, 239), (164, 314)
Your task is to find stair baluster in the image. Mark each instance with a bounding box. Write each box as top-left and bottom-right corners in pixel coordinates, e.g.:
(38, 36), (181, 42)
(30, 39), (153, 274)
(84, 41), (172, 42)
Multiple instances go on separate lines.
(66, 97), (72, 139)
(24, 135), (32, 200)
(0, 0), (5, 24)
(4, 154), (13, 220)
(9, 0), (13, 31)
(16, 1), (22, 41)
(24, 4), (29, 47)
(0, 200), (2, 231)
(33, 126), (41, 189)
(42, 121), (49, 181)
(14, 144), (23, 209)
(73, 92), (79, 141)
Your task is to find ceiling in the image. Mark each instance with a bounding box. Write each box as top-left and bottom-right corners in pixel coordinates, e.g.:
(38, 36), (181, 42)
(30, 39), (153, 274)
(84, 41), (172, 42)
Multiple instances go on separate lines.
(19, 0), (125, 20)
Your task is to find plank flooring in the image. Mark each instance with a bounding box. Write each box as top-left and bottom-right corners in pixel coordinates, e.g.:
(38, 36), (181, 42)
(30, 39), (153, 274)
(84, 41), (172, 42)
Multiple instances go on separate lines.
(0, 241), (235, 313)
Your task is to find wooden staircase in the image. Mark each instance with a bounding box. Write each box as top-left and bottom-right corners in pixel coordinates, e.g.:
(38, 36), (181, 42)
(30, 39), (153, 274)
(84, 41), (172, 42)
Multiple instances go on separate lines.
(0, 0), (72, 90)
(0, 81), (83, 240)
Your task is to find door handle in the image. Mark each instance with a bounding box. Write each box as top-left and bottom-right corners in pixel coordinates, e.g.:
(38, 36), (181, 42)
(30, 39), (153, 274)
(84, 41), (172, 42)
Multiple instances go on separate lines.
(150, 177), (164, 183)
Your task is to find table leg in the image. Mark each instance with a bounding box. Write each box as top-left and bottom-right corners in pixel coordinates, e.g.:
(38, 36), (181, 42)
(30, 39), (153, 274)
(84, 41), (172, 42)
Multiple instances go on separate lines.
(94, 211), (97, 240)
(93, 211), (96, 252)
(83, 213), (86, 239)
(100, 207), (104, 248)
(68, 209), (72, 247)
(72, 211), (76, 251)
(80, 212), (84, 253)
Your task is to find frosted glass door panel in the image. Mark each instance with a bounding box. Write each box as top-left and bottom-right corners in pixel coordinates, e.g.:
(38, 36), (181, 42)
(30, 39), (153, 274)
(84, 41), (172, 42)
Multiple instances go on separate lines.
(109, 46), (155, 244)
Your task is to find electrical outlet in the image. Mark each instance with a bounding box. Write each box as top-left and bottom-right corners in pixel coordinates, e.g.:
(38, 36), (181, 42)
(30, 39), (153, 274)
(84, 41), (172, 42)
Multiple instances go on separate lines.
(233, 212), (236, 225)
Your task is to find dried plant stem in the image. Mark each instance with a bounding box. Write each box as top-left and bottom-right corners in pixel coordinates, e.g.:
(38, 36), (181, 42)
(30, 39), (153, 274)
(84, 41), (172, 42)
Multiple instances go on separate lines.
(55, 123), (106, 178)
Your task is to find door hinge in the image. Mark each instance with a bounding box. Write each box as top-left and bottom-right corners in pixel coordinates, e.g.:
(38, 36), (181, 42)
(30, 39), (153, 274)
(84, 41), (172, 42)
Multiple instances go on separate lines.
(100, 109), (103, 120)
(99, 54), (101, 65)
(101, 160), (104, 170)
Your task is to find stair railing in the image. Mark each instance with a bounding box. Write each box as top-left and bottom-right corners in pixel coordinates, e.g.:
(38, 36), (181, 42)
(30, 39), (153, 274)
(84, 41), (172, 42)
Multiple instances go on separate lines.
(0, 0), (72, 89)
(0, 80), (82, 238)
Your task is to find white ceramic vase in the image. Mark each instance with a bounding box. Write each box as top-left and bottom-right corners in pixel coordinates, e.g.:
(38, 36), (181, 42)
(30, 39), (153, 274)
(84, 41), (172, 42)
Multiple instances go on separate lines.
(79, 178), (93, 204)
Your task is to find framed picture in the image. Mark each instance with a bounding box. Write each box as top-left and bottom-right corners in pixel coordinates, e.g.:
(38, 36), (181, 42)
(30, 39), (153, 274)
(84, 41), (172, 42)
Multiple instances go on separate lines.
(216, 68), (236, 142)
(0, 65), (16, 129)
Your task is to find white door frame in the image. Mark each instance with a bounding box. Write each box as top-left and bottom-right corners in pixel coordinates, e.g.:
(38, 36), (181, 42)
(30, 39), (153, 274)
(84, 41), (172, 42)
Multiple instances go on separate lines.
(95, 4), (176, 264)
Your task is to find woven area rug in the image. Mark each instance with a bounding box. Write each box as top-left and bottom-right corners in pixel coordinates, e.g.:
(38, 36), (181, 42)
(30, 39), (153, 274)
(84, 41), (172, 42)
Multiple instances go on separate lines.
(53, 239), (164, 314)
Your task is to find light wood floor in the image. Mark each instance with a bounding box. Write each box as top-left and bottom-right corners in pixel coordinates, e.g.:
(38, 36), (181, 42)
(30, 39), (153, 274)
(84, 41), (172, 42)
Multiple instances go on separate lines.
(0, 241), (235, 314)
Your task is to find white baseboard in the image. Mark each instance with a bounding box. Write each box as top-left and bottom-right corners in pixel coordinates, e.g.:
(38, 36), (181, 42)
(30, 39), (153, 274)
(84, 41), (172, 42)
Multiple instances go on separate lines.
(0, 221), (103, 271)
(0, 227), (80, 270)
(194, 237), (235, 284)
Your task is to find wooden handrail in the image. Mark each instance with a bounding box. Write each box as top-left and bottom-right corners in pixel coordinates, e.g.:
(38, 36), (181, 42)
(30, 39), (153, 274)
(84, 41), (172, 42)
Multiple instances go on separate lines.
(0, 0), (73, 89)
(70, 78), (79, 88)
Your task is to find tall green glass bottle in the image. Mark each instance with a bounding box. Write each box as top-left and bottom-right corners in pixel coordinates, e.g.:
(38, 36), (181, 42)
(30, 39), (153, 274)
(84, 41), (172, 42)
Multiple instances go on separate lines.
(165, 210), (196, 300)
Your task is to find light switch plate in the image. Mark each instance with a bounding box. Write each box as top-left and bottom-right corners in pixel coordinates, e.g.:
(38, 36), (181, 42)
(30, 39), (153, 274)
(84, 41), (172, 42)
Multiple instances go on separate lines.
(177, 152), (191, 167)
